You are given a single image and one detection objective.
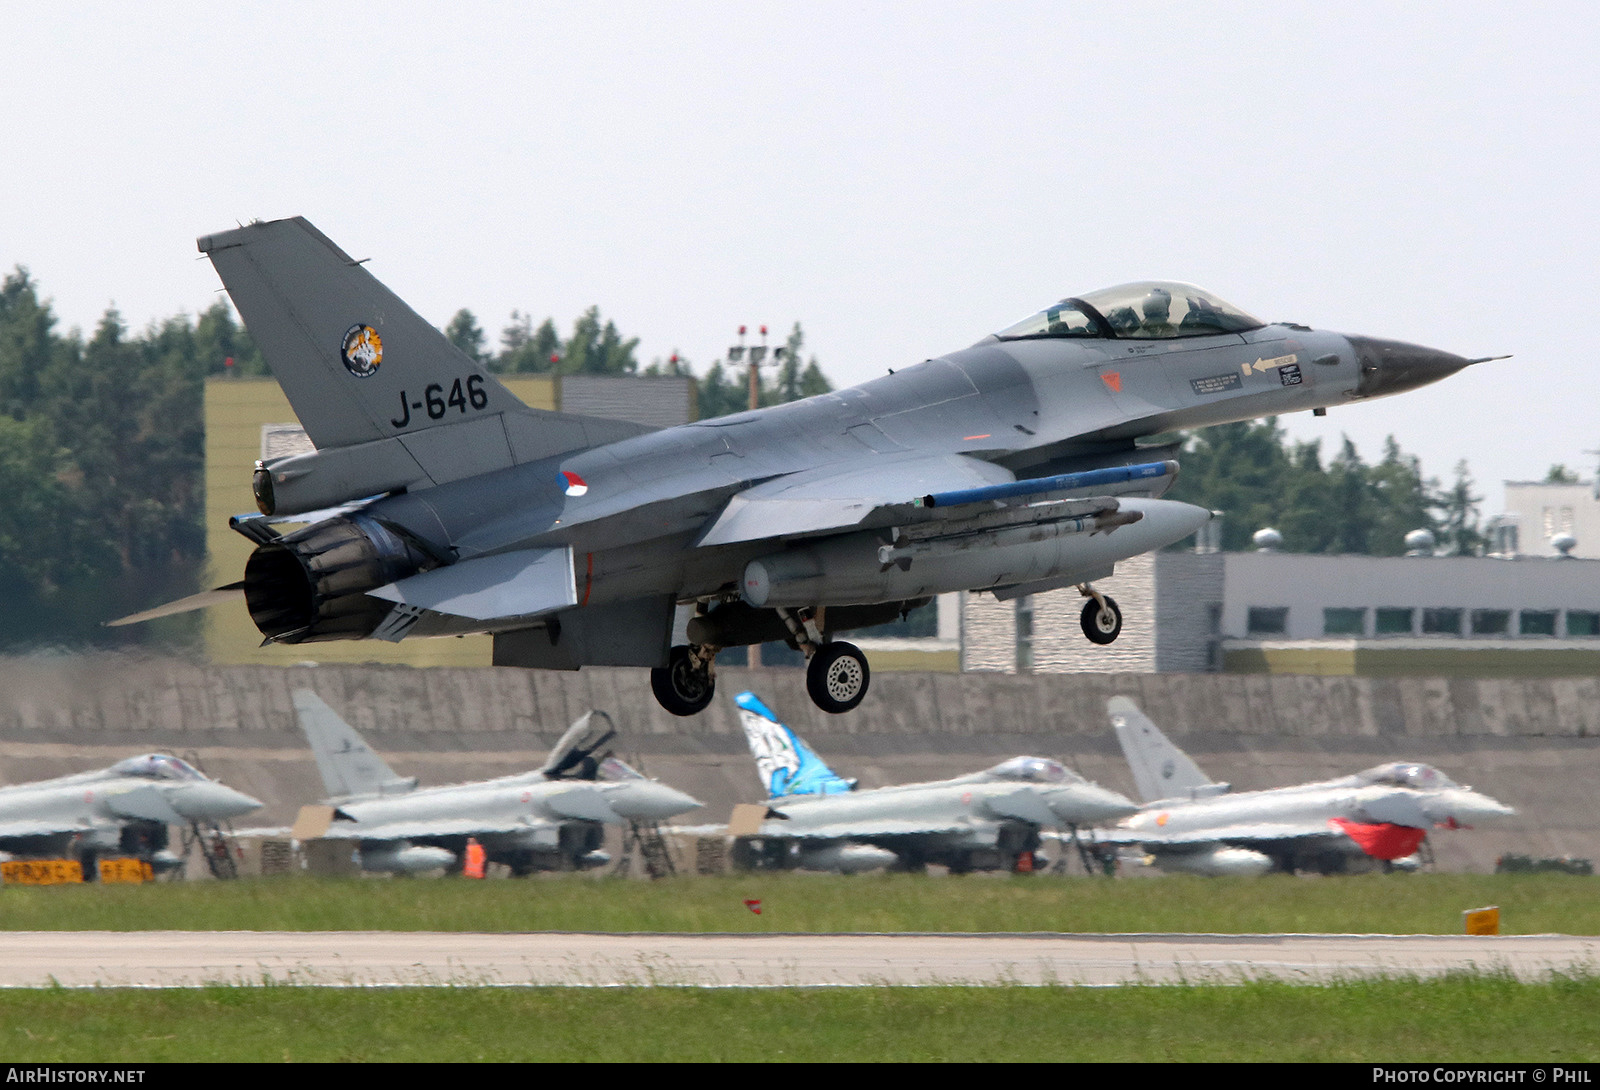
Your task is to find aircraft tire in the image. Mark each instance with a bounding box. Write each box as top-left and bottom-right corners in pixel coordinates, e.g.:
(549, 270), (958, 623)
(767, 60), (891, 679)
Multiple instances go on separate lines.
(651, 645), (715, 717)
(1080, 595), (1122, 645)
(806, 641), (870, 714)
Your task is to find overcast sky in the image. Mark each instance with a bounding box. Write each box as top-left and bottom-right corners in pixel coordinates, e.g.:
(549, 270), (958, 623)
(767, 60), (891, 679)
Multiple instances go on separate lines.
(4, 3), (1595, 511)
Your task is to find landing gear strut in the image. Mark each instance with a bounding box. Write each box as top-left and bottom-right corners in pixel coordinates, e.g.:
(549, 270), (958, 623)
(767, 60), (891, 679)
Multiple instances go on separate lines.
(1078, 586), (1122, 645)
(651, 644), (716, 716)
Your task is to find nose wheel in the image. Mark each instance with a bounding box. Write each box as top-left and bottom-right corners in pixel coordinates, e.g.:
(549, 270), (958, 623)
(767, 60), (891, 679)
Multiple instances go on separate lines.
(651, 644), (716, 716)
(806, 641), (870, 714)
(1079, 591), (1122, 645)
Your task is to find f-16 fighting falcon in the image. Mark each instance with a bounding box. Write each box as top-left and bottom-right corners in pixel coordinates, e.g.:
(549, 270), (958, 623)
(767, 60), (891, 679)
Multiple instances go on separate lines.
(729, 691), (1136, 873)
(114, 218), (1495, 716)
(290, 690), (700, 874)
(0, 754), (262, 874)
(1100, 697), (1517, 876)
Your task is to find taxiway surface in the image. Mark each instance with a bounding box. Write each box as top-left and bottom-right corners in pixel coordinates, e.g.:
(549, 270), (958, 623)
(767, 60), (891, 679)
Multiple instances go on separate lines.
(0, 932), (1594, 987)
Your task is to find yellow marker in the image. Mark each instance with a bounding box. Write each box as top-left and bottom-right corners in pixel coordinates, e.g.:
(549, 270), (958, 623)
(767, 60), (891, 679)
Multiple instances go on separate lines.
(0, 859), (85, 885)
(98, 857), (154, 884)
(1463, 905), (1500, 935)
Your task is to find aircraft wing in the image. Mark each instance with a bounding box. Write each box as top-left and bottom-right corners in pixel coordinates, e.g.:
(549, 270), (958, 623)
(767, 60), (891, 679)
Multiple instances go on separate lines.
(0, 819), (93, 839)
(1095, 821), (1356, 850)
(762, 818), (976, 840)
(694, 453), (1013, 546)
(319, 817), (565, 840)
(694, 454), (1178, 547)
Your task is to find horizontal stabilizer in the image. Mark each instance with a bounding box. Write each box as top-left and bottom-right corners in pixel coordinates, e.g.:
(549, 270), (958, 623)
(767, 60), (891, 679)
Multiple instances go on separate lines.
(369, 547), (577, 621)
(104, 584), (244, 628)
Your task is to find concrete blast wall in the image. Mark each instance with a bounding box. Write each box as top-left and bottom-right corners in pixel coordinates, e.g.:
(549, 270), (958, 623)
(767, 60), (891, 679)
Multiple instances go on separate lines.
(0, 657), (1593, 871)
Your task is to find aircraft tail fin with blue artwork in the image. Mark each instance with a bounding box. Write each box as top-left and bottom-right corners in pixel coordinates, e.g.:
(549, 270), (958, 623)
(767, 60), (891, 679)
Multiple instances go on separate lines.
(734, 692), (856, 799)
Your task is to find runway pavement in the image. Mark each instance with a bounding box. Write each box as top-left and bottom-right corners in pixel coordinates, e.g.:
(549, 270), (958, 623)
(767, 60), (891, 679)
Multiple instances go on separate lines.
(0, 931), (1595, 987)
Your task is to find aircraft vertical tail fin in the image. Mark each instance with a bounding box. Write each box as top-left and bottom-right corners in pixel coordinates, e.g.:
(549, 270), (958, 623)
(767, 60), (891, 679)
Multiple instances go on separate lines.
(292, 689), (417, 801)
(1107, 696), (1222, 803)
(734, 692), (855, 799)
(200, 218), (533, 452)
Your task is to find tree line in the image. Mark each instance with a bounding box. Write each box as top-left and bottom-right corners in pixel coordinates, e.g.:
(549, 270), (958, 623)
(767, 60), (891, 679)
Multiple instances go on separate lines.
(442, 307), (833, 418)
(1163, 419), (1487, 555)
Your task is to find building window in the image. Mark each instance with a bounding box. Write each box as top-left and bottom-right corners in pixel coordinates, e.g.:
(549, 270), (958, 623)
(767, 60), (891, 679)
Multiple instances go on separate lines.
(1247, 607), (1288, 635)
(1568, 611), (1600, 637)
(1519, 610), (1558, 636)
(1422, 608), (1462, 636)
(1470, 609), (1511, 635)
(1323, 608), (1366, 636)
(1015, 595), (1034, 673)
(1375, 608), (1415, 635)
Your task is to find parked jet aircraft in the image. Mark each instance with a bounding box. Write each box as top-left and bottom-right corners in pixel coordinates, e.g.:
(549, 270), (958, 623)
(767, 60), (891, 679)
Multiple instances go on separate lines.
(730, 691), (1136, 872)
(114, 217), (1492, 716)
(290, 690), (700, 873)
(0, 754), (262, 874)
(1101, 697), (1516, 875)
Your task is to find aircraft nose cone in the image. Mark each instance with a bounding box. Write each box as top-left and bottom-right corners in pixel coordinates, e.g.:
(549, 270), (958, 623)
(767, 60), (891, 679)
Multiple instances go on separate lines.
(171, 783), (263, 821)
(1348, 336), (1476, 399)
(1430, 790), (1517, 826)
(608, 782), (703, 822)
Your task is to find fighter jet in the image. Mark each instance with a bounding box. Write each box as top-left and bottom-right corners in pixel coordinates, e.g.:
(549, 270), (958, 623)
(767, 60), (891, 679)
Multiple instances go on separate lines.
(728, 691), (1136, 873)
(290, 690), (700, 874)
(114, 218), (1492, 716)
(0, 754), (262, 874)
(1099, 697), (1517, 876)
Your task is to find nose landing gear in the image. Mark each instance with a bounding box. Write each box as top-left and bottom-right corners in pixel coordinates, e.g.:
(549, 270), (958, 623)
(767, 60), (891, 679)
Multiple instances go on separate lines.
(1078, 585), (1122, 645)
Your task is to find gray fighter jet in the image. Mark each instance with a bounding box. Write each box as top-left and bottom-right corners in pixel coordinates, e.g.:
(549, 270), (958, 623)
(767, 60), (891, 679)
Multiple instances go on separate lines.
(1100, 697), (1516, 875)
(115, 218), (1492, 716)
(728, 691), (1136, 872)
(290, 690), (700, 874)
(0, 754), (262, 874)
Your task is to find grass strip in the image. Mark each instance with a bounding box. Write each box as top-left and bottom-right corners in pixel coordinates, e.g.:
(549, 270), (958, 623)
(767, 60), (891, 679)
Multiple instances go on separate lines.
(1, 974), (1596, 1062)
(0, 872), (1594, 935)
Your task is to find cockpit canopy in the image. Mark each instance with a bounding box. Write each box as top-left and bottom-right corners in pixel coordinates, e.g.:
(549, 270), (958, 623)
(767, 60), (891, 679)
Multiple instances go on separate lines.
(984, 756), (1085, 785)
(1354, 762), (1459, 792)
(110, 753), (207, 782)
(997, 281), (1263, 341)
(599, 756), (646, 782)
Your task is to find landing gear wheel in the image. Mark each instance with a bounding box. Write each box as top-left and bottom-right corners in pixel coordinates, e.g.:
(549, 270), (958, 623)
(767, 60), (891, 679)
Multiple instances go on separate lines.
(651, 644), (715, 716)
(1080, 595), (1122, 645)
(806, 641), (870, 714)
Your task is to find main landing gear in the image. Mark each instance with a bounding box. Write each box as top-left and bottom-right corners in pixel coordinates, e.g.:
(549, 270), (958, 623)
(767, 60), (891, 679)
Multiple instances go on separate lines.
(649, 606), (874, 717)
(1078, 585), (1122, 645)
(650, 644), (717, 717)
(805, 640), (870, 715)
